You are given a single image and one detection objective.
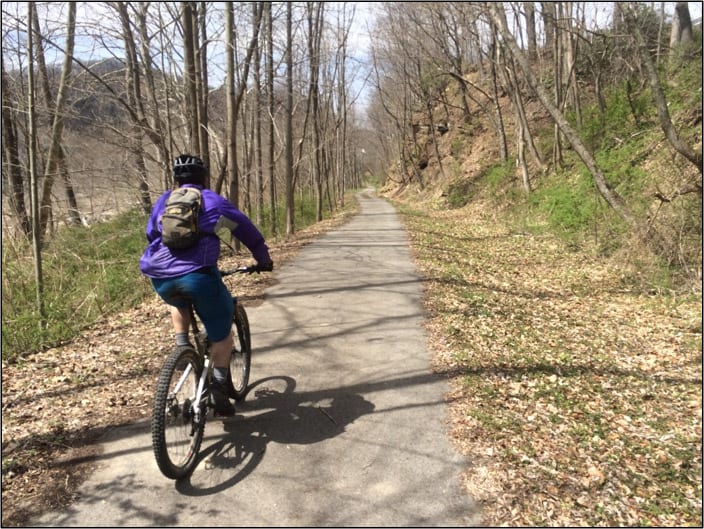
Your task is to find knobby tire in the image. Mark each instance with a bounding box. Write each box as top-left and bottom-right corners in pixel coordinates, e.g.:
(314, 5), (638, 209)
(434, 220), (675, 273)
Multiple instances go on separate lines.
(151, 347), (205, 480)
(228, 302), (251, 401)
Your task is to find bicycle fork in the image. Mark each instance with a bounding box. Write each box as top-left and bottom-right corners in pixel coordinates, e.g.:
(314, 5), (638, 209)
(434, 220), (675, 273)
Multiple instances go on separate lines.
(193, 357), (213, 422)
(168, 356), (213, 429)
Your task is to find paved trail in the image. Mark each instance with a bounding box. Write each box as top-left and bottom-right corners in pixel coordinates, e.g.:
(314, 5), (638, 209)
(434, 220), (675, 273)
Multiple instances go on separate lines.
(32, 190), (481, 527)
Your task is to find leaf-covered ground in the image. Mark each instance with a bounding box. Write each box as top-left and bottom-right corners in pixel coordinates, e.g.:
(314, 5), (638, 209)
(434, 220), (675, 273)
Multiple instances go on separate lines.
(1, 211), (355, 527)
(397, 198), (702, 526)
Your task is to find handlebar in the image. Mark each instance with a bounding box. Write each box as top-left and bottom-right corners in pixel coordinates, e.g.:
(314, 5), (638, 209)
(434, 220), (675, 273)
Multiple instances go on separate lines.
(221, 264), (272, 277)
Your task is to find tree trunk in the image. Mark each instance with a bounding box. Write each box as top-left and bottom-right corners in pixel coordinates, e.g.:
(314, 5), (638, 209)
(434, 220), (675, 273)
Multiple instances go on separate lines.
(524, 2), (537, 60)
(117, 1), (152, 213)
(551, 2), (563, 169)
(540, 2), (556, 52)
(307, 2), (325, 222)
(489, 34), (508, 163)
(182, 1), (199, 152)
(38, 2), (76, 235)
(225, 1), (263, 211)
(625, 3), (702, 173)
(225, 2), (239, 209)
(265, 2), (277, 235)
(518, 119), (531, 193)
(241, 97), (253, 215)
(1, 57), (31, 237)
(285, 1), (295, 235)
(253, 2), (263, 225)
(670, 2), (693, 52)
(32, 5), (80, 227)
(197, 2), (210, 169)
(337, 5), (349, 207)
(27, 2), (46, 328)
(147, 3), (176, 189)
(499, 44), (545, 173)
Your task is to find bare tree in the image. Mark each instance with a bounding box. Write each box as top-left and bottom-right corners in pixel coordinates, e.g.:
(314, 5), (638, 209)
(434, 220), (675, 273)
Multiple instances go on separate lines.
(285, 1), (295, 235)
(182, 1), (199, 153)
(196, 1), (210, 168)
(669, 2), (693, 54)
(624, 3), (702, 174)
(487, 2), (635, 225)
(134, 2), (173, 192)
(37, 2), (76, 235)
(540, 1), (556, 51)
(265, 1), (277, 235)
(524, 2), (537, 60)
(306, 2), (325, 221)
(492, 6), (544, 191)
(115, 1), (152, 214)
(252, 2), (263, 225)
(334, 3), (353, 207)
(31, 5), (81, 226)
(27, 2), (46, 327)
(225, 1), (238, 210)
(488, 31), (509, 164)
(225, 1), (264, 211)
(1, 56), (31, 236)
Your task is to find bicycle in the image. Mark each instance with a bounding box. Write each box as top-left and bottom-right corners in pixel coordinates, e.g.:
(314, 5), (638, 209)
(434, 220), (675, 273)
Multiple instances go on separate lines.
(150, 266), (257, 480)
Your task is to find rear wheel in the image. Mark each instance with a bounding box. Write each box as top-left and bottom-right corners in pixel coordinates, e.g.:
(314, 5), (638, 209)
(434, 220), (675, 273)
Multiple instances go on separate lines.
(228, 302), (251, 401)
(151, 347), (205, 479)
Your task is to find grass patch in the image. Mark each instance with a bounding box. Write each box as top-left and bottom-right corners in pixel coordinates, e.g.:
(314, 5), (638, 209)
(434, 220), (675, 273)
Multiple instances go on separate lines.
(2, 208), (152, 359)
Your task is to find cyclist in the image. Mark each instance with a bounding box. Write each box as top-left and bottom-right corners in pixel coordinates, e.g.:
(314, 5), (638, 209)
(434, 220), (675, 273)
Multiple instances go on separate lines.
(139, 154), (273, 416)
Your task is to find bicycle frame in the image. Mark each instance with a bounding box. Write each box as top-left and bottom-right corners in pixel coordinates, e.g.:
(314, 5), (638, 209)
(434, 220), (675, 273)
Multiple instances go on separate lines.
(191, 357), (212, 424)
(182, 306), (212, 423)
(166, 357), (209, 426)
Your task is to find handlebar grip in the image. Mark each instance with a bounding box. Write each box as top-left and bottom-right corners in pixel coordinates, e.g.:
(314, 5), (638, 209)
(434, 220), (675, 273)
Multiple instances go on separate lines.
(220, 266), (259, 276)
(221, 261), (273, 276)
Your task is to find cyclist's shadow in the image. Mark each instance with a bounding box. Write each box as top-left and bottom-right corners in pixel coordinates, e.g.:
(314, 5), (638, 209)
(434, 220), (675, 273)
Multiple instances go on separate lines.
(174, 375), (374, 495)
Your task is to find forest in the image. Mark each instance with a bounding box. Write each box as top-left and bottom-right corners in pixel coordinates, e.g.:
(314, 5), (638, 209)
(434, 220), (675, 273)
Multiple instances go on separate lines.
(1, 2), (702, 526)
(1, 2), (702, 355)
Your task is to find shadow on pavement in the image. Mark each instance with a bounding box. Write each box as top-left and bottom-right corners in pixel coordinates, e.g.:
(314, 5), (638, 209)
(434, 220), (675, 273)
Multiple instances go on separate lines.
(175, 375), (375, 496)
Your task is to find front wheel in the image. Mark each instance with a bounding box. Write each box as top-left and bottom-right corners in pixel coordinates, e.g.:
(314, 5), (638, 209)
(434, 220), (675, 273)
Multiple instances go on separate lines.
(228, 302), (251, 401)
(151, 347), (205, 479)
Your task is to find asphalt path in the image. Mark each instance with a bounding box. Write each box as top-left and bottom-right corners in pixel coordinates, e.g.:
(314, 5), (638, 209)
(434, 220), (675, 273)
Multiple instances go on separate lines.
(32, 189), (481, 527)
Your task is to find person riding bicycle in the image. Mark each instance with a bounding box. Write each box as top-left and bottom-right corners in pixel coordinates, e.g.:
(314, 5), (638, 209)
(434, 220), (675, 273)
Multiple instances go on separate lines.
(139, 154), (273, 416)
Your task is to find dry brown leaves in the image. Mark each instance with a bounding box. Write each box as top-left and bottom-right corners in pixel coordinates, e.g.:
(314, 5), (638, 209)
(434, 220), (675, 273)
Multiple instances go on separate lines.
(399, 198), (702, 527)
(1, 209), (355, 527)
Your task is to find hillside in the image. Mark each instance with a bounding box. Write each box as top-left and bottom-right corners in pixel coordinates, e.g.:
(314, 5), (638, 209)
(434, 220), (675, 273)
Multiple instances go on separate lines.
(381, 59), (702, 292)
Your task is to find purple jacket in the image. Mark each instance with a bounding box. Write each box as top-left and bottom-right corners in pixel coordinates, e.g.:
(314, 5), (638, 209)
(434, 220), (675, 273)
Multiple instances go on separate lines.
(139, 184), (271, 279)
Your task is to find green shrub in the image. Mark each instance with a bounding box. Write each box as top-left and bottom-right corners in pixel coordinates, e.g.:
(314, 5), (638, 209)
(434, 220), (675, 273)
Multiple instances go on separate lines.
(529, 172), (597, 235)
(446, 179), (472, 208)
(484, 160), (514, 190)
(580, 86), (652, 152)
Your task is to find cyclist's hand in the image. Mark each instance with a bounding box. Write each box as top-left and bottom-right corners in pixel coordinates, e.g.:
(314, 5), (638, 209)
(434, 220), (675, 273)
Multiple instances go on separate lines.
(242, 261), (273, 274)
(256, 260), (274, 273)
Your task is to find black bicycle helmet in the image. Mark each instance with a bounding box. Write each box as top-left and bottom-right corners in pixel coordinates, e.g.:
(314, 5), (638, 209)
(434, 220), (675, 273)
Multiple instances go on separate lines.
(173, 154), (208, 185)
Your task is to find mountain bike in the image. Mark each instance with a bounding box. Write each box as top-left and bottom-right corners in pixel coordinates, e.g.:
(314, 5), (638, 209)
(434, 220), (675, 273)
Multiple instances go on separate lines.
(151, 267), (256, 480)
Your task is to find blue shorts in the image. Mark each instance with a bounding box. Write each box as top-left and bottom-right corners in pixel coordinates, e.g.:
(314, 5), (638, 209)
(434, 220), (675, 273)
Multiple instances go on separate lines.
(152, 268), (234, 342)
